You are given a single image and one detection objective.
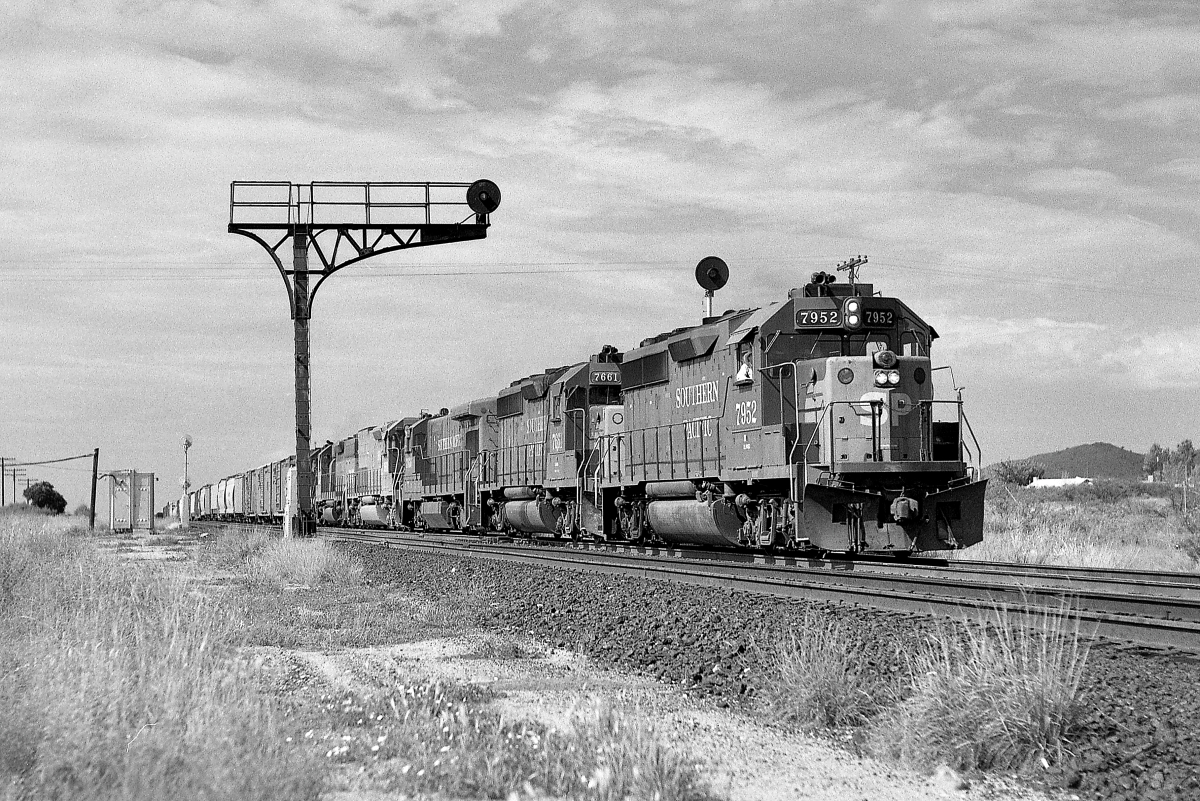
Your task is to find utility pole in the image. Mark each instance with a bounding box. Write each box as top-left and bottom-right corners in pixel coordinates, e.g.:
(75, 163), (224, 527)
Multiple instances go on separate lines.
(7, 468), (27, 502)
(228, 179), (500, 536)
(90, 448), (99, 530)
(0, 457), (7, 506)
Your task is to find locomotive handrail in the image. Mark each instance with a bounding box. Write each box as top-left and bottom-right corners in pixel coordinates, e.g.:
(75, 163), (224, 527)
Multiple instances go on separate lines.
(489, 441), (548, 487)
(596, 416), (722, 484)
(913, 399), (981, 472)
(824, 399), (885, 471)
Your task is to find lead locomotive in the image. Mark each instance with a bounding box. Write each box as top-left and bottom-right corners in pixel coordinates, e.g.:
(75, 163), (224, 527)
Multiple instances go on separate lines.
(194, 260), (985, 555)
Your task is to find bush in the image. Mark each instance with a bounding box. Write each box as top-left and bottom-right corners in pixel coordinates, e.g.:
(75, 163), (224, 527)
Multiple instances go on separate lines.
(870, 604), (1089, 772)
(73, 503), (91, 517)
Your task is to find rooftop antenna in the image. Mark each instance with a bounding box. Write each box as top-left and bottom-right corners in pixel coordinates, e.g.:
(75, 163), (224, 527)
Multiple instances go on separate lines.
(836, 254), (868, 292)
(695, 256), (729, 321)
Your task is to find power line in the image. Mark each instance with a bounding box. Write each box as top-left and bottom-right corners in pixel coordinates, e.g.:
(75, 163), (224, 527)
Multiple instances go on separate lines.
(9, 453), (94, 467)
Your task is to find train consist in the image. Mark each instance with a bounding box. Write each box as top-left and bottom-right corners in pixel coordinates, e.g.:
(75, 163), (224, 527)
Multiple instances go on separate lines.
(190, 261), (986, 554)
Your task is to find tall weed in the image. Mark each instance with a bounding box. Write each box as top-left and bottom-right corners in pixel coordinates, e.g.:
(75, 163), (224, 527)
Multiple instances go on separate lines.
(757, 611), (898, 729)
(870, 604), (1089, 772)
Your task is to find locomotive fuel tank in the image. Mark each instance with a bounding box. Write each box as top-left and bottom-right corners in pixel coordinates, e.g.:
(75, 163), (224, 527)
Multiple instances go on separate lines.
(358, 497), (390, 527)
(646, 497), (743, 547)
(501, 499), (564, 534)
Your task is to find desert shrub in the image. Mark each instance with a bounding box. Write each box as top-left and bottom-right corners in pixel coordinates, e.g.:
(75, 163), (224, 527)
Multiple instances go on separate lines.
(870, 605), (1089, 772)
(757, 611), (899, 729)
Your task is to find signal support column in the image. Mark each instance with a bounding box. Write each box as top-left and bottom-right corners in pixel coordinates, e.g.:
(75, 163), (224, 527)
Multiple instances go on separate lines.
(292, 229), (315, 536)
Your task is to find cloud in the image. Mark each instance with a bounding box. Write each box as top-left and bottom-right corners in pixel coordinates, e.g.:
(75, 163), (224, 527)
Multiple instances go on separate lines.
(937, 316), (1200, 390)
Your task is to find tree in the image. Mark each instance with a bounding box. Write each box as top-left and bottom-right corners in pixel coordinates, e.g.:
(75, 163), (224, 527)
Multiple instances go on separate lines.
(1145, 443), (1166, 480)
(990, 459), (1047, 486)
(23, 481), (67, 514)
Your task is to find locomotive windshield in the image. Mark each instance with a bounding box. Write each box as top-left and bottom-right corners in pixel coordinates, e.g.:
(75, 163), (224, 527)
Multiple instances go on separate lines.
(762, 330), (896, 368)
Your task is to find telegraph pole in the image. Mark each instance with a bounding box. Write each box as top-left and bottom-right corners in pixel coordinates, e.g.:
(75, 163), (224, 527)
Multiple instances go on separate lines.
(228, 180), (501, 536)
(0, 457), (7, 506)
(90, 448), (99, 530)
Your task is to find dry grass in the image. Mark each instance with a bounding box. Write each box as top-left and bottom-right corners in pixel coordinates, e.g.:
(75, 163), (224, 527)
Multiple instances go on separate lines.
(955, 488), (1200, 571)
(869, 604), (1090, 772)
(0, 513), (322, 800)
(248, 538), (364, 587)
(757, 611), (898, 729)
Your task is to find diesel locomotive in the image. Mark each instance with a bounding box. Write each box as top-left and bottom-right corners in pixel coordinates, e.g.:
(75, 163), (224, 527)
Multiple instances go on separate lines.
(192, 259), (985, 554)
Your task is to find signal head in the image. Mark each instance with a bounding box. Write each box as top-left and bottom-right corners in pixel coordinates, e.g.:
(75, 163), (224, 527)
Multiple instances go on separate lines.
(467, 179), (501, 214)
(695, 256), (729, 292)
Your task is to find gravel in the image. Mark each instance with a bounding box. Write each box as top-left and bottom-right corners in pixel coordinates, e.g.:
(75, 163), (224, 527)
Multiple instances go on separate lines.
(346, 542), (1200, 800)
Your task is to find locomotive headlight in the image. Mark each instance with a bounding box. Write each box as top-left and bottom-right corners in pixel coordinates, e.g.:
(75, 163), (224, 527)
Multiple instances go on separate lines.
(887, 370), (901, 386)
(873, 350), (898, 368)
(838, 368), (855, 384)
(873, 370), (888, 387)
(843, 298), (863, 329)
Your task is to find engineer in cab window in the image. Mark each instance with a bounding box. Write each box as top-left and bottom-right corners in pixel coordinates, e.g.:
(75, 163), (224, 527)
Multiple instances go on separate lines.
(735, 351), (754, 385)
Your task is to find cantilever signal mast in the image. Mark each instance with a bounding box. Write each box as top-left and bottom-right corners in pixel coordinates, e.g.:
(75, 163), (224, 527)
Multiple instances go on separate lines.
(228, 179), (501, 535)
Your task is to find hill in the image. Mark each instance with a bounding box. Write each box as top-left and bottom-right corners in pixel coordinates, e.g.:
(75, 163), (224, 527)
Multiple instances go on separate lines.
(1016, 442), (1145, 481)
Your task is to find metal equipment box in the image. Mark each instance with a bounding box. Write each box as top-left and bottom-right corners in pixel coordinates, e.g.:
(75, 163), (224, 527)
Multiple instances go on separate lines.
(109, 470), (155, 532)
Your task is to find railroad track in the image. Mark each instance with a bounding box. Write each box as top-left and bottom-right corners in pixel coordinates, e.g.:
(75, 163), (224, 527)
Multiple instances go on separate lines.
(196, 521), (1200, 654)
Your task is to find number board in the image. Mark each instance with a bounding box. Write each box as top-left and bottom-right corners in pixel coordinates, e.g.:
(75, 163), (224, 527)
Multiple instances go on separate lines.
(795, 308), (843, 328)
(861, 305), (896, 328)
(590, 370), (621, 384)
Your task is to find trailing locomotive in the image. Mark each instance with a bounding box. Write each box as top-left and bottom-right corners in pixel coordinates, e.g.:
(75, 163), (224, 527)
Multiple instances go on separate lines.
(192, 260), (985, 554)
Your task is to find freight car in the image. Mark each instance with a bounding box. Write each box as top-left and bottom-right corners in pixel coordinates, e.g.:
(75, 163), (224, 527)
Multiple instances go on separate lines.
(193, 259), (985, 554)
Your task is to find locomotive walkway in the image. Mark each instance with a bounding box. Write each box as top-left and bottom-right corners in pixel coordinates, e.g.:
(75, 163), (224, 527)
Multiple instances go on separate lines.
(205, 522), (1200, 654)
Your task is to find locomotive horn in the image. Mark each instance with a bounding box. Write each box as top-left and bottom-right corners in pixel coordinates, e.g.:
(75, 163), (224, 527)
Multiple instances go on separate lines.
(695, 256), (729, 292)
(467, 179), (502, 214)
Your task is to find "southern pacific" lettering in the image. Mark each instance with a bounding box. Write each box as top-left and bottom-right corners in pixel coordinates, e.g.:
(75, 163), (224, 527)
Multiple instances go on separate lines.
(436, 433), (463, 451)
(675, 380), (719, 409)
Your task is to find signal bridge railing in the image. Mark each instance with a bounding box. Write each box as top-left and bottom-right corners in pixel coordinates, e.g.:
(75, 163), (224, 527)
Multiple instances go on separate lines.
(229, 181), (481, 229)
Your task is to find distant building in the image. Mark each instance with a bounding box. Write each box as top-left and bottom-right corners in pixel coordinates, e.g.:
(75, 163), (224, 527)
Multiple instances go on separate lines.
(1029, 477), (1092, 489)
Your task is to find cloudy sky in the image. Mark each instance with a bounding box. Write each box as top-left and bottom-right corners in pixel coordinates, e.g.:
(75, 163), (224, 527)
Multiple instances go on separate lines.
(2, 0), (1198, 508)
